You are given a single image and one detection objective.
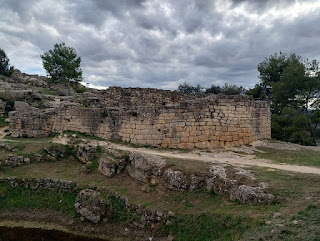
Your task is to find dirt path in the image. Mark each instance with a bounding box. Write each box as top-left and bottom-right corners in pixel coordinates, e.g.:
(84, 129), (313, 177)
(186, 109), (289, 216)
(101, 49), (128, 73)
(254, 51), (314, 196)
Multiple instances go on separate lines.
(86, 139), (320, 175)
(2, 127), (320, 175)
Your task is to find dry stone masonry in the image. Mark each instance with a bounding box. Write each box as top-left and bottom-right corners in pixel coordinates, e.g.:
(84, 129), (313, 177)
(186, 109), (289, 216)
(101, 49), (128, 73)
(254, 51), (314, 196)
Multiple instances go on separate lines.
(9, 87), (270, 148)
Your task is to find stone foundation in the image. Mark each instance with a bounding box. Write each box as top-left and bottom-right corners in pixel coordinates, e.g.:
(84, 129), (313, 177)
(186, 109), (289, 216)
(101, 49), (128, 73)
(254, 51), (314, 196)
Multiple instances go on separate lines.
(9, 89), (270, 148)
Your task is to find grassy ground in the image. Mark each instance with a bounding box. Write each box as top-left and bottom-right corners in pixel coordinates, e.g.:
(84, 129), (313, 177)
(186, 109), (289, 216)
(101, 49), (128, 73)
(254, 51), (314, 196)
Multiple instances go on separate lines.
(0, 117), (8, 128)
(0, 183), (78, 218)
(0, 137), (319, 240)
(255, 147), (320, 166)
(35, 87), (60, 96)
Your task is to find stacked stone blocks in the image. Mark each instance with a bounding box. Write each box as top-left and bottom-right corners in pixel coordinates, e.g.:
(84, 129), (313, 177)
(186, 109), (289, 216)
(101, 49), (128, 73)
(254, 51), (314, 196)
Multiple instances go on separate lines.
(9, 89), (270, 148)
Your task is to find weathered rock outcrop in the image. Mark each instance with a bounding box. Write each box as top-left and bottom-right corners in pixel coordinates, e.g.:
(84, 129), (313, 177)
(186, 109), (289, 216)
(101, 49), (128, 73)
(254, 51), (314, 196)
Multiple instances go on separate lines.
(127, 152), (166, 184)
(4, 154), (30, 167)
(99, 155), (128, 177)
(189, 174), (205, 191)
(230, 185), (275, 203)
(0, 99), (6, 116)
(164, 169), (190, 191)
(76, 144), (97, 164)
(74, 189), (110, 224)
(10, 69), (48, 88)
(44, 145), (67, 160)
(2, 177), (76, 191)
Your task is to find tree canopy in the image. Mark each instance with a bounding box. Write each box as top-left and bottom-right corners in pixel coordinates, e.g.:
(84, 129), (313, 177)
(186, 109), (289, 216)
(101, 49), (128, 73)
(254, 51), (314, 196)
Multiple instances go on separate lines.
(254, 52), (320, 145)
(177, 82), (245, 97)
(41, 43), (83, 85)
(0, 48), (14, 76)
(177, 82), (205, 98)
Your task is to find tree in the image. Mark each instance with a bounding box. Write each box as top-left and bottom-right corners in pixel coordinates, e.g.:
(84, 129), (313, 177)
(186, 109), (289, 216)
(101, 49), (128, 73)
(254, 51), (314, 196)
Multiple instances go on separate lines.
(41, 43), (82, 95)
(177, 82), (205, 98)
(206, 83), (245, 95)
(259, 52), (320, 145)
(272, 58), (320, 113)
(0, 48), (14, 76)
(257, 52), (301, 101)
(246, 84), (267, 100)
(220, 83), (245, 95)
(205, 84), (222, 94)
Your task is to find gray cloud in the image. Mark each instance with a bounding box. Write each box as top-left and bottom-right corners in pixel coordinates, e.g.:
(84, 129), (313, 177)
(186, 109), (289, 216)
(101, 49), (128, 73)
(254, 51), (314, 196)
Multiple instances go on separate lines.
(0, 0), (320, 90)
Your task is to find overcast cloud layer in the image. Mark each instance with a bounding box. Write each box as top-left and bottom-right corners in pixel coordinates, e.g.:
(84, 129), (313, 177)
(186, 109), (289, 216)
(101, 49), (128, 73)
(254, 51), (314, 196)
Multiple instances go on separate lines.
(1, 0), (320, 90)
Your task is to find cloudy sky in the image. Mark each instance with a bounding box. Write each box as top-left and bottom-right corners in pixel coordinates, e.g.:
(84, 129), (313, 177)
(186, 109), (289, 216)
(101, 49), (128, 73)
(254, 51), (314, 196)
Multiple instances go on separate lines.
(1, 0), (320, 90)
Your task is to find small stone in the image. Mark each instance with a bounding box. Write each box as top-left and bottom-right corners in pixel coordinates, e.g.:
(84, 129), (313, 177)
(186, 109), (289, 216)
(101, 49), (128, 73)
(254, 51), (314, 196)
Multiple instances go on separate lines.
(292, 220), (301, 225)
(68, 220), (75, 226)
(140, 185), (152, 193)
(259, 182), (269, 189)
(273, 212), (281, 218)
(165, 220), (173, 225)
(167, 234), (174, 241)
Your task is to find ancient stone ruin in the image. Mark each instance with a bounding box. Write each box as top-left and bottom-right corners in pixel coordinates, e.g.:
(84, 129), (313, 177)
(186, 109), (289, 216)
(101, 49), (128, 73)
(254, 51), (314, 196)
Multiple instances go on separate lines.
(9, 86), (271, 148)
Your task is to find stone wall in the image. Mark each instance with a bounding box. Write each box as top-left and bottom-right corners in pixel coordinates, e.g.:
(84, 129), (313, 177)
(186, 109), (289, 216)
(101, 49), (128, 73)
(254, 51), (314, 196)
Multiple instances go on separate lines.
(97, 86), (194, 107)
(9, 94), (270, 148)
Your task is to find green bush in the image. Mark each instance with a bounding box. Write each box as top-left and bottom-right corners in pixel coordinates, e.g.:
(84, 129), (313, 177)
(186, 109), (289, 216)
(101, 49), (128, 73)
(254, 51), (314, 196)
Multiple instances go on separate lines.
(0, 48), (14, 77)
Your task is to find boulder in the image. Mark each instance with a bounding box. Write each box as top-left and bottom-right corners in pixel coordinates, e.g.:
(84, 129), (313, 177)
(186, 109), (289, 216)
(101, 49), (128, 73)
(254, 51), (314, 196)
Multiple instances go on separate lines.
(230, 185), (274, 203)
(99, 156), (119, 177)
(44, 146), (66, 160)
(74, 189), (110, 224)
(164, 169), (189, 191)
(127, 152), (166, 184)
(98, 148), (128, 177)
(189, 174), (205, 191)
(76, 144), (97, 164)
(14, 101), (31, 113)
(205, 176), (237, 194)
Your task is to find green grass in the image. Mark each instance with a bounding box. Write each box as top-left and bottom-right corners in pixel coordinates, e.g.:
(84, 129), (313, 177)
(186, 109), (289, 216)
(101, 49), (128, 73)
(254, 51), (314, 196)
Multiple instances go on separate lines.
(0, 138), (319, 240)
(108, 195), (139, 223)
(0, 117), (8, 128)
(86, 158), (99, 172)
(36, 87), (59, 96)
(63, 130), (104, 141)
(160, 213), (251, 241)
(241, 204), (320, 241)
(0, 183), (78, 217)
(255, 147), (320, 166)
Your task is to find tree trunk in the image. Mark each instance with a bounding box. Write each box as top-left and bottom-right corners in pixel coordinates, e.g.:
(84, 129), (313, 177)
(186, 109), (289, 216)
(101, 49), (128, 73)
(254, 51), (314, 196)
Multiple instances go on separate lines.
(66, 82), (72, 96)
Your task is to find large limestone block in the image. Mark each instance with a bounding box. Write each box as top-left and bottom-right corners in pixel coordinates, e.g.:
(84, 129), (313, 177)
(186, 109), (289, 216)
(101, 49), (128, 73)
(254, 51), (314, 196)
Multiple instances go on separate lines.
(127, 152), (166, 184)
